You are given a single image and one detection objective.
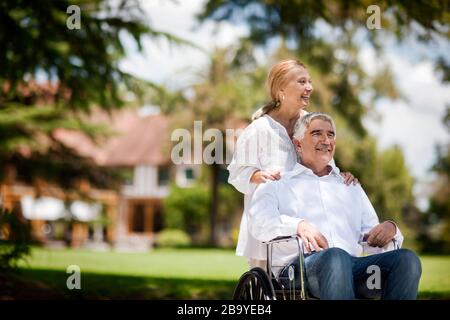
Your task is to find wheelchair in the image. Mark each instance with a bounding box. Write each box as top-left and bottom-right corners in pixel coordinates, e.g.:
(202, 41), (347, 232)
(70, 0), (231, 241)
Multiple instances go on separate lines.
(232, 235), (399, 300)
(233, 235), (308, 300)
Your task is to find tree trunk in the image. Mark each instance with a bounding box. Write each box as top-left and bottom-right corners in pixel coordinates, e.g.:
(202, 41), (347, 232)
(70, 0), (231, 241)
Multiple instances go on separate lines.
(209, 163), (220, 246)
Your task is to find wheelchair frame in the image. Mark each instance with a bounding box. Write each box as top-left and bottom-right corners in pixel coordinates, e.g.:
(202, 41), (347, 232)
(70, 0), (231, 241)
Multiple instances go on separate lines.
(233, 235), (307, 300)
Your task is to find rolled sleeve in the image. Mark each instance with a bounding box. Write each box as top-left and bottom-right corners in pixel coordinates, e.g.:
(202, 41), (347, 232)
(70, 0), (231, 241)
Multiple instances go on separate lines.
(227, 128), (261, 195)
(386, 220), (404, 248)
(227, 164), (259, 195)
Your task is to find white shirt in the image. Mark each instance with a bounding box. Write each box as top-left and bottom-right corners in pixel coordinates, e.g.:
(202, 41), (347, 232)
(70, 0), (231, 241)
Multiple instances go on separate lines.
(227, 113), (338, 260)
(248, 162), (404, 276)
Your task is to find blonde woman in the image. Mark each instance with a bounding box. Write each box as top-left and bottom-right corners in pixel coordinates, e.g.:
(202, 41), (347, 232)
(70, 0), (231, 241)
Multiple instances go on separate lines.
(228, 59), (357, 269)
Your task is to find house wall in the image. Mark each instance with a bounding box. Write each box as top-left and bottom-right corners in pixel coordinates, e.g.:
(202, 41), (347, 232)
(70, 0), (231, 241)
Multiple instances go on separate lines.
(122, 165), (169, 198)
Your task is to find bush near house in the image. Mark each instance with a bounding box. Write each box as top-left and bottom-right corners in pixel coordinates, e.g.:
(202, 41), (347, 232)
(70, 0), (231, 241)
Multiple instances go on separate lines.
(164, 184), (209, 239)
(163, 183), (243, 246)
(156, 229), (191, 248)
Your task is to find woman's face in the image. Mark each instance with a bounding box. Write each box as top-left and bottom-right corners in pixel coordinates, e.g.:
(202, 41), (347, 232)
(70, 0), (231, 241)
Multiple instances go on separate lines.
(279, 67), (313, 112)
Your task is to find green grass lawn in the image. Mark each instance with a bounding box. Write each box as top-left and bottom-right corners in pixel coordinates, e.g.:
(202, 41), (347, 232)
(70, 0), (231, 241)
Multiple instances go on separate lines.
(8, 247), (450, 299)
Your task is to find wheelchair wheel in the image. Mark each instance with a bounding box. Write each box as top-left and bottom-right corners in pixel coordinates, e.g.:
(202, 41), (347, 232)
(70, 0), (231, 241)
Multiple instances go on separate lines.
(233, 267), (276, 300)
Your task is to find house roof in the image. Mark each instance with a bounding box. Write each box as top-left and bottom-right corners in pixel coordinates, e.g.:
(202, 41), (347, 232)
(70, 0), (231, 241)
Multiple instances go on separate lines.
(54, 109), (171, 167)
(100, 112), (171, 167)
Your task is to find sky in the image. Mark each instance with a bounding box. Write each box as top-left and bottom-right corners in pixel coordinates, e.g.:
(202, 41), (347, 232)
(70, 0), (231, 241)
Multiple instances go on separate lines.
(120, 0), (450, 210)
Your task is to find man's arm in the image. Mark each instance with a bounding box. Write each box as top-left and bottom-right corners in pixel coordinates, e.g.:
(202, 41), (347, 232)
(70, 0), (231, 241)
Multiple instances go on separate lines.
(359, 186), (404, 248)
(247, 181), (302, 243)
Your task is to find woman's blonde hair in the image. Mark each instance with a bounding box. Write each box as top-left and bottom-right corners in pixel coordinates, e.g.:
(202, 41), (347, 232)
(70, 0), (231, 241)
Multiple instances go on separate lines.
(252, 59), (306, 121)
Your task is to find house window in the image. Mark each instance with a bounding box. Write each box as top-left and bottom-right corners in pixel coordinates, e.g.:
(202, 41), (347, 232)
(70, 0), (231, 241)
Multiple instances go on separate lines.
(185, 168), (195, 181)
(153, 205), (163, 233)
(158, 166), (170, 186)
(131, 204), (145, 233)
(219, 166), (229, 184)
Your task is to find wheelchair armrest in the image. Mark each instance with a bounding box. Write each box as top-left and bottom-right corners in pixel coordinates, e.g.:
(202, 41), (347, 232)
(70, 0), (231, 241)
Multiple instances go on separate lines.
(392, 238), (400, 250)
(263, 235), (299, 245)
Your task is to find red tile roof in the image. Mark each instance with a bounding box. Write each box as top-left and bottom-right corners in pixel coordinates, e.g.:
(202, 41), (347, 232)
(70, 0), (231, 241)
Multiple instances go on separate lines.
(55, 109), (171, 167)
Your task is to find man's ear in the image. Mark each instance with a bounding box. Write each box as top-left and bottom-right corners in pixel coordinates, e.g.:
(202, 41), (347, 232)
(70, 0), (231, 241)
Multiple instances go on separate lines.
(293, 137), (302, 154)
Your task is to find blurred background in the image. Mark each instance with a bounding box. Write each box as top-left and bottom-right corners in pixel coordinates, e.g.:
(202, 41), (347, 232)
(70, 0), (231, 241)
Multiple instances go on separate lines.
(0, 0), (449, 299)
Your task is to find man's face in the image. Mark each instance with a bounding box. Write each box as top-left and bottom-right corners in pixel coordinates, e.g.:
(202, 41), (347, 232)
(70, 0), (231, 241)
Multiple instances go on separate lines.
(294, 119), (336, 170)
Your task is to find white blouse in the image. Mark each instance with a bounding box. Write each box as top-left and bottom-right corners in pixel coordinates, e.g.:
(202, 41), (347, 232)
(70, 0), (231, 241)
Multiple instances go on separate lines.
(227, 114), (302, 260)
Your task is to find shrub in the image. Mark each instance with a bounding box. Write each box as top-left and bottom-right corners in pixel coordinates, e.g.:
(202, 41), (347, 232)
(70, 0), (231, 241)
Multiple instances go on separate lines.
(163, 184), (209, 233)
(156, 229), (191, 248)
(0, 207), (31, 271)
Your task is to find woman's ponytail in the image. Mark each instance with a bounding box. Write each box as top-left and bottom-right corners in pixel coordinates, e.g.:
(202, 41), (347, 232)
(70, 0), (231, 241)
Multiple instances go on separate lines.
(251, 100), (280, 121)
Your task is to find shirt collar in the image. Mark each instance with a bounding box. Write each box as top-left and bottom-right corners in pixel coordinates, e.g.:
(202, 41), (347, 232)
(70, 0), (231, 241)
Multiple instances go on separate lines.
(283, 161), (342, 180)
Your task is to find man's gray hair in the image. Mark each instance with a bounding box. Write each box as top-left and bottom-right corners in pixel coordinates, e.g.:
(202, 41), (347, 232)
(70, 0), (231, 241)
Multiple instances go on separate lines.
(293, 112), (337, 139)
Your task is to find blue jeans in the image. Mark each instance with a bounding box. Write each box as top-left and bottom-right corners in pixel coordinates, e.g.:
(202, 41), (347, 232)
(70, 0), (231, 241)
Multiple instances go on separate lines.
(279, 247), (422, 300)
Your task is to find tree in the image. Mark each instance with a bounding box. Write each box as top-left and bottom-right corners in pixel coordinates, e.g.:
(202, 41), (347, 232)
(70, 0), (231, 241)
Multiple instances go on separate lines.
(169, 46), (265, 245)
(198, 0), (449, 134)
(197, 0), (429, 245)
(0, 0), (190, 192)
(425, 106), (450, 253)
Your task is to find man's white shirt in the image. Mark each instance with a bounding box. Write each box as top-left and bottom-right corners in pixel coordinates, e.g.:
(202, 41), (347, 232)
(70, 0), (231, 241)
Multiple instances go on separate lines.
(248, 162), (404, 276)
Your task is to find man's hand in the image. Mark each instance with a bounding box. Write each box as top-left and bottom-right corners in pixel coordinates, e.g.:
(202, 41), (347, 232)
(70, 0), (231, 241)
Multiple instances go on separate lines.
(250, 169), (281, 184)
(297, 220), (329, 253)
(366, 221), (396, 248)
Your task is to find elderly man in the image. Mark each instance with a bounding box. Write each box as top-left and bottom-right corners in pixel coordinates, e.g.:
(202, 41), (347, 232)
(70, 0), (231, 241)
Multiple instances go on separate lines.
(248, 112), (421, 300)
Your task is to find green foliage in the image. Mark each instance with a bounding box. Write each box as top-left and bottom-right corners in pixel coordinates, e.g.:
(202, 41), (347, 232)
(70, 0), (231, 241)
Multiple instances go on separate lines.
(163, 184), (210, 234)
(196, 2), (447, 249)
(0, 0), (192, 192)
(0, 0), (188, 111)
(156, 229), (191, 248)
(169, 47), (268, 245)
(199, 0), (448, 136)
(424, 107), (450, 253)
(162, 183), (242, 246)
(0, 207), (31, 271)
(217, 184), (243, 221)
(199, 1), (449, 48)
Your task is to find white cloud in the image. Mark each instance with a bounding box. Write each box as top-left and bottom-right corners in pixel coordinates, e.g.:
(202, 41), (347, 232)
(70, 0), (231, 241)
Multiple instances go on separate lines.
(362, 46), (450, 209)
(119, 0), (248, 86)
(386, 51), (449, 116)
(365, 100), (448, 177)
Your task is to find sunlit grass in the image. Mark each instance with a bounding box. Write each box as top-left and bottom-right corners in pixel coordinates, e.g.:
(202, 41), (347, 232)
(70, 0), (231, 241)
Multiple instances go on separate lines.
(12, 247), (450, 299)
(417, 255), (450, 299)
(19, 246), (248, 280)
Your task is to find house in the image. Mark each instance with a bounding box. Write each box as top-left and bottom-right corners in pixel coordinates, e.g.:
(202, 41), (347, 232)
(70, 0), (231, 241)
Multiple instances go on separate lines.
(0, 79), (249, 249)
(1, 105), (201, 250)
